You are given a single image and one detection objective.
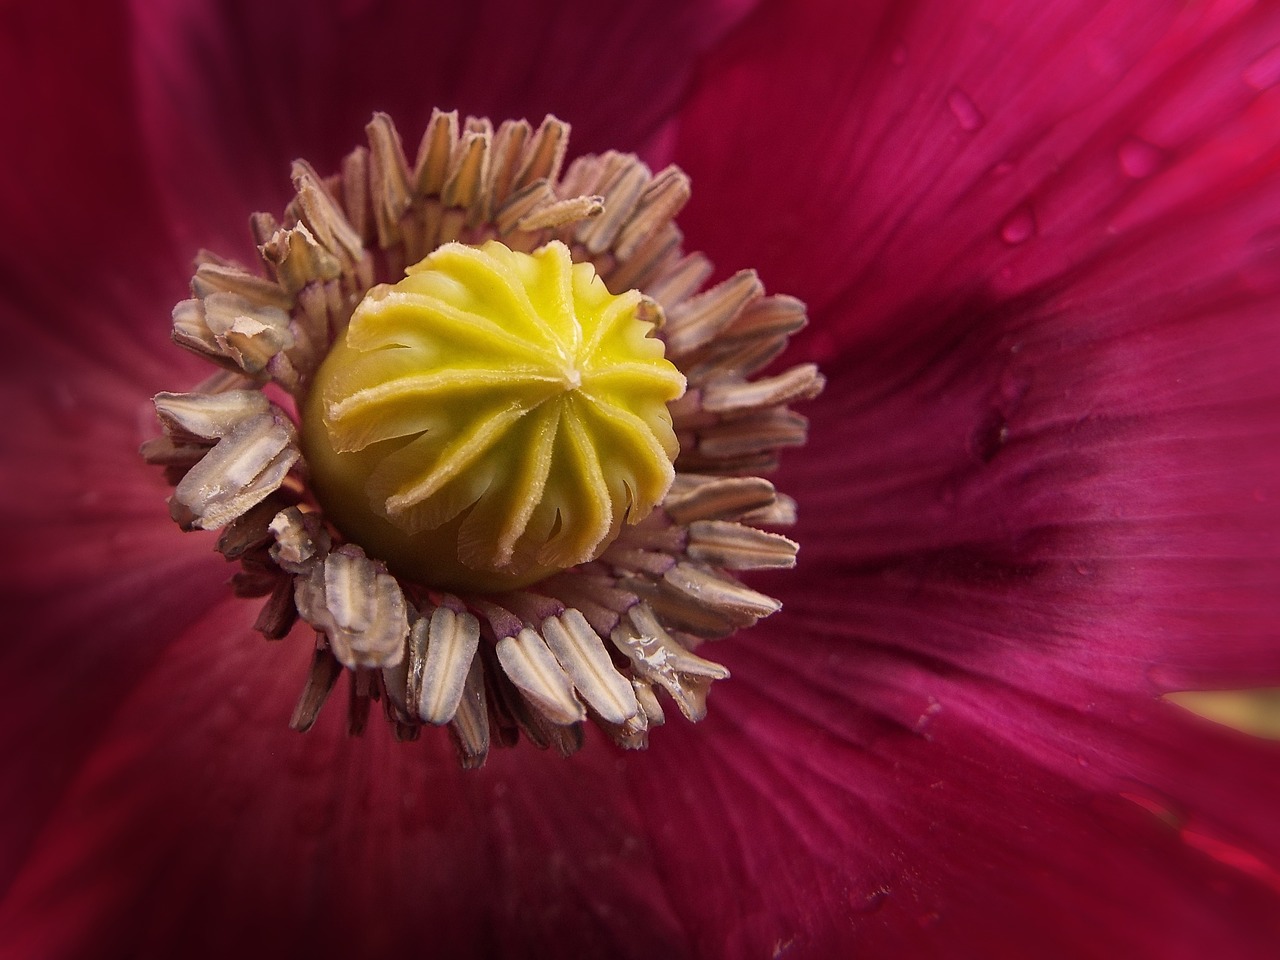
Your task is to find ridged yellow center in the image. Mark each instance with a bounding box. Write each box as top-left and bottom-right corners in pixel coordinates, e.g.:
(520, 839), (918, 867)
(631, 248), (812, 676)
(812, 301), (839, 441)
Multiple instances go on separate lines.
(301, 240), (686, 593)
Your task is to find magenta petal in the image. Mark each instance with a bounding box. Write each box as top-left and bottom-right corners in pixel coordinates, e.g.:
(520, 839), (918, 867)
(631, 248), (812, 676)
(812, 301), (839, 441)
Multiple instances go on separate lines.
(682, 0), (1280, 691)
(623, 656), (1280, 958)
(673, 0), (1280, 356)
(0, 337), (223, 893)
(779, 288), (1280, 694)
(0, 613), (693, 959)
(0, 4), (182, 313)
(2, 621), (1280, 958)
(3, 0), (1280, 956)
(129, 0), (760, 256)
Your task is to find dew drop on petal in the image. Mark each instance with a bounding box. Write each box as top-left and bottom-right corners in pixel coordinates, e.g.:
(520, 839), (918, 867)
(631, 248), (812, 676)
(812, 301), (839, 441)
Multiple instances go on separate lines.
(1117, 136), (1163, 179)
(1244, 43), (1280, 90)
(947, 88), (984, 131)
(999, 205), (1036, 245)
(971, 409), (1009, 462)
(850, 886), (891, 914)
(915, 697), (943, 733)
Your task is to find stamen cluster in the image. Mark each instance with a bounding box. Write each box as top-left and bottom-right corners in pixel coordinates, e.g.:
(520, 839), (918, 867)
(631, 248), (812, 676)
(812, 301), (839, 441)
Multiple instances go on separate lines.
(144, 111), (823, 766)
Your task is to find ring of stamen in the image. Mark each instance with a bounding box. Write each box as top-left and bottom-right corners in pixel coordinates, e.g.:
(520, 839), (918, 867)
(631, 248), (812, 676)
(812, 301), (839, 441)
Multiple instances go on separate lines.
(144, 110), (824, 767)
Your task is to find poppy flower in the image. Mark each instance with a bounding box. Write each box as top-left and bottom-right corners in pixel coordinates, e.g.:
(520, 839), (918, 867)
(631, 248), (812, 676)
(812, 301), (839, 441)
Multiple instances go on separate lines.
(3, 0), (1280, 957)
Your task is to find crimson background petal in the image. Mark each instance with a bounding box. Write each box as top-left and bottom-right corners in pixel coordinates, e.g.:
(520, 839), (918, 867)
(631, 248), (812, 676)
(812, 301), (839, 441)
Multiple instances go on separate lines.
(3, 605), (1280, 959)
(0, 0), (216, 901)
(0, 0), (760, 946)
(129, 0), (758, 257)
(666, 0), (1280, 951)
(3, 0), (1280, 957)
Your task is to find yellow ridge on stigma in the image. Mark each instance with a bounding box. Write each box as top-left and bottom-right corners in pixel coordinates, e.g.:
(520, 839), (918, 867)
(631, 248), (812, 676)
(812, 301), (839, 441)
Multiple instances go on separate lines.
(301, 240), (686, 593)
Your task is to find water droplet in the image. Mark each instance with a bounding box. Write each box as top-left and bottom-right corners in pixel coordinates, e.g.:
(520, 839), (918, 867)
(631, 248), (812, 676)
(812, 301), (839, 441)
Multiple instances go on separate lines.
(971, 409), (1009, 462)
(991, 160), (1015, 177)
(891, 43), (907, 66)
(915, 697), (943, 733)
(1117, 137), (1162, 179)
(1074, 563), (1093, 577)
(1245, 43), (1280, 90)
(999, 205), (1036, 245)
(947, 88), (984, 131)
(851, 886), (891, 914)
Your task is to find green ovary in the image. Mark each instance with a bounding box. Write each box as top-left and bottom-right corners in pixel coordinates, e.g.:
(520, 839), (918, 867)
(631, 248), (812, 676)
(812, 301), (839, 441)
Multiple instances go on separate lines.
(301, 239), (686, 593)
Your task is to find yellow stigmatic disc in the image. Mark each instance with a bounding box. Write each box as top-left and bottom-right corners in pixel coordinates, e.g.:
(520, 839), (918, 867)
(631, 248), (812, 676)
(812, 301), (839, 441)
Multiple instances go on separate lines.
(301, 239), (686, 592)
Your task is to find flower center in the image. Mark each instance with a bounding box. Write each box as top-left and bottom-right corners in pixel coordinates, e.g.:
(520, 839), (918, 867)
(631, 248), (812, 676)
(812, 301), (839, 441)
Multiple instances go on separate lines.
(300, 239), (686, 592)
(145, 110), (823, 764)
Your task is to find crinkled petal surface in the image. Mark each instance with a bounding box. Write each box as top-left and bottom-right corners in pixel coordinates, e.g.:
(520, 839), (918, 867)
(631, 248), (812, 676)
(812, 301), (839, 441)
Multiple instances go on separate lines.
(3, 0), (1280, 958)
